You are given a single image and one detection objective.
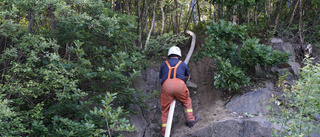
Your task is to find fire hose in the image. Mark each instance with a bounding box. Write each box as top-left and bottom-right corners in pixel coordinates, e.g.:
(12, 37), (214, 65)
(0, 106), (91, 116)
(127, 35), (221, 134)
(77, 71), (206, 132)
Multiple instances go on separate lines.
(164, 30), (196, 137)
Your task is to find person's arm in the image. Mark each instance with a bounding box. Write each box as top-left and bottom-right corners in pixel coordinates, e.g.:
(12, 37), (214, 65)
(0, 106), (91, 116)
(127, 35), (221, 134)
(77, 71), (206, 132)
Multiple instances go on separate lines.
(184, 63), (190, 80)
(185, 75), (190, 80)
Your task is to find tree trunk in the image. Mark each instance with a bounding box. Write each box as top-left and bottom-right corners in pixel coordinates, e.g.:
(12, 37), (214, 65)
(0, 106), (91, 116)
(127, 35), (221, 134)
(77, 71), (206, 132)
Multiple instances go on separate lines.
(254, 4), (257, 25)
(247, 9), (250, 23)
(268, 0), (272, 24)
(179, 4), (183, 29)
(48, 4), (56, 30)
(174, 0), (179, 33)
(161, 0), (165, 34)
(232, 5), (237, 26)
(145, 0), (149, 36)
(299, 0), (304, 54)
(287, 0), (299, 30)
(191, 0), (196, 23)
(209, 3), (212, 19)
(214, 4), (218, 22)
(274, 0), (283, 31)
(112, 0), (115, 11)
(196, 0), (201, 23)
(218, 4), (222, 20)
(145, 0), (159, 49)
(137, 0), (142, 48)
(126, 0), (130, 15)
(27, 9), (35, 33)
(184, 0), (196, 32)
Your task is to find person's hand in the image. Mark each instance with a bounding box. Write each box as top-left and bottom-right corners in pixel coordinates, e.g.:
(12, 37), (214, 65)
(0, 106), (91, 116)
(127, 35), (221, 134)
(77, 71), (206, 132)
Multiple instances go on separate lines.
(185, 75), (190, 81)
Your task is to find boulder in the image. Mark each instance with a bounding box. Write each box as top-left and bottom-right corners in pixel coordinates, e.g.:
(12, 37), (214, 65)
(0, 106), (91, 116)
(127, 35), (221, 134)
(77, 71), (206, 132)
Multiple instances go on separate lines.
(213, 119), (243, 137)
(269, 39), (296, 62)
(271, 67), (297, 86)
(186, 80), (198, 90)
(270, 38), (283, 44)
(119, 104), (148, 137)
(288, 61), (301, 76)
(180, 124), (214, 137)
(226, 89), (274, 116)
(142, 68), (162, 92)
(213, 117), (276, 137)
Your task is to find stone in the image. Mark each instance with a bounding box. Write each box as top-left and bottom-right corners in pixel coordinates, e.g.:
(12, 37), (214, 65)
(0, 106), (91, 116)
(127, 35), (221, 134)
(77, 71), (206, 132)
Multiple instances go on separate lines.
(281, 43), (296, 61)
(180, 124), (214, 137)
(143, 68), (162, 92)
(277, 62), (291, 69)
(242, 117), (273, 137)
(264, 81), (275, 91)
(186, 80), (198, 90)
(213, 119), (243, 137)
(270, 38), (283, 44)
(255, 64), (264, 76)
(270, 41), (296, 62)
(226, 89), (274, 116)
(213, 117), (277, 137)
(144, 123), (162, 137)
(314, 113), (320, 121)
(288, 61), (301, 76)
(119, 104), (148, 137)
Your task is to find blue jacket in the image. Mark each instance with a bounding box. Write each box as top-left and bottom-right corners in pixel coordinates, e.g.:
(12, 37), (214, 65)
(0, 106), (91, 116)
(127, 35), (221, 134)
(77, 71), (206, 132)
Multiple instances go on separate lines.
(159, 58), (190, 85)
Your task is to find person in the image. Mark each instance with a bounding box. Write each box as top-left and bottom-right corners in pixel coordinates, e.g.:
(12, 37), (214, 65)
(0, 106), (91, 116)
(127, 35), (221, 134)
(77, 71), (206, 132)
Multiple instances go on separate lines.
(159, 46), (199, 136)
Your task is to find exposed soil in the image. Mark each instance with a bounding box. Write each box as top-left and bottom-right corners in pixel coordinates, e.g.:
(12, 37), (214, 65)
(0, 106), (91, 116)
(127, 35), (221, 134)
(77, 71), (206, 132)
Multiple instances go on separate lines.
(170, 57), (233, 137)
(168, 36), (235, 137)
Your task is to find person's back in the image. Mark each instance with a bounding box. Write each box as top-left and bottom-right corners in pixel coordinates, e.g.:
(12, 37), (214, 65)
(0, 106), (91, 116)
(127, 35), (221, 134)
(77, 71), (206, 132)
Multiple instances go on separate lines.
(159, 46), (199, 136)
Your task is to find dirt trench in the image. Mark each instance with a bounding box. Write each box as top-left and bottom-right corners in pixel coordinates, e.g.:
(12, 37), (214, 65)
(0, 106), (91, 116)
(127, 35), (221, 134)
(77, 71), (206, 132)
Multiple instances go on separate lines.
(167, 36), (233, 137)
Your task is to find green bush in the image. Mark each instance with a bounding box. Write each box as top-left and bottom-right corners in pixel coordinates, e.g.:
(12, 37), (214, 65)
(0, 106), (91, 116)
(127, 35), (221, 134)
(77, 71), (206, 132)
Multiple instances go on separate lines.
(214, 57), (250, 91)
(268, 58), (320, 136)
(196, 20), (290, 92)
(195, 20), (246, 61)
(0, 0), (144, 136)
(144, 32), (189, 58)
(239, 38), (291, 70)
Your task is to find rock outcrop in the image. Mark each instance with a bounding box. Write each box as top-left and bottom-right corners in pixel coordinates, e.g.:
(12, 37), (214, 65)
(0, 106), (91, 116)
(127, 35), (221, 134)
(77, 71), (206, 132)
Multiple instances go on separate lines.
(226, 88), (274, 116)
(121, 38), (319, 137)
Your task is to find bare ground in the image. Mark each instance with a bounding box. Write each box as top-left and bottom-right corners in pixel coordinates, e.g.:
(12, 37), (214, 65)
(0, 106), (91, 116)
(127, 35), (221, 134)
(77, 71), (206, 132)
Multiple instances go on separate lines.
(168, 41), (234, 136)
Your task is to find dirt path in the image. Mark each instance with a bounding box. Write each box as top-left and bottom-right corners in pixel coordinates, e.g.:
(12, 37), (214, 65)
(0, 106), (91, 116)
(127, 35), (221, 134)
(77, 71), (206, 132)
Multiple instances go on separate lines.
(170, 49), (233, 136)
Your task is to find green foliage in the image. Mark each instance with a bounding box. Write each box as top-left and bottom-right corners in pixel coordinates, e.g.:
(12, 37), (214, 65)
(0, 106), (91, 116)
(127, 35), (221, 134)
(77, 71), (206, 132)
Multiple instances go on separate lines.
(239, 38), (290, 69)
(195, 20), (246, 61)
(0, 0), (145, 136)
(214, 57), (250, 91)
(196, 20), (290, 92)
(144, 32), (189, 58)
(207, 0), (258, 8)
(0, 95), (27, 136)
(89, 92), (135, 137)
(268, 58), (320, 136)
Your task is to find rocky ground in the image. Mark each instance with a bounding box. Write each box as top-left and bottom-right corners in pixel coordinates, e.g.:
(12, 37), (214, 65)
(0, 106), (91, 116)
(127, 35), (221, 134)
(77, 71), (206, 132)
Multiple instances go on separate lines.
(121, 38), (320, 137)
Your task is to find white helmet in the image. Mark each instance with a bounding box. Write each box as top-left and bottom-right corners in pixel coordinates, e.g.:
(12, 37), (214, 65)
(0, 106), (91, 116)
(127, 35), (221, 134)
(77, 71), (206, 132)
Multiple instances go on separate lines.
(168, 46), (182, 57)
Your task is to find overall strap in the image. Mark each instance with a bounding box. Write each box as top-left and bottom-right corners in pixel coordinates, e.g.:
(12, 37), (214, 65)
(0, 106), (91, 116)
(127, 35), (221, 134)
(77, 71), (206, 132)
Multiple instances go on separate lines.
(165, 60), (182, 79)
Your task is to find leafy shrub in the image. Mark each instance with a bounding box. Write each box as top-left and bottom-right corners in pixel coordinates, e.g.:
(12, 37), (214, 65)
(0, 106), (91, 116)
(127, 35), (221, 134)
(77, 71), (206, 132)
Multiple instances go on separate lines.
(195, 20), (246, 61)
(0, 0), (144, 136)
(268, 58), (320, 136)
(144, 32), (189, 58)
(214, 57), (250, 91)
(239, 38), (291, 70)
(196, 20), (290, 92)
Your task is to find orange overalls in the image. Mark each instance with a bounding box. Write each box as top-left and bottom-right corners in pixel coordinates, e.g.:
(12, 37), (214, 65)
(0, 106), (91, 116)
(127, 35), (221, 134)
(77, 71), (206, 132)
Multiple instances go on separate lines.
(160, 60), (195, 136)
